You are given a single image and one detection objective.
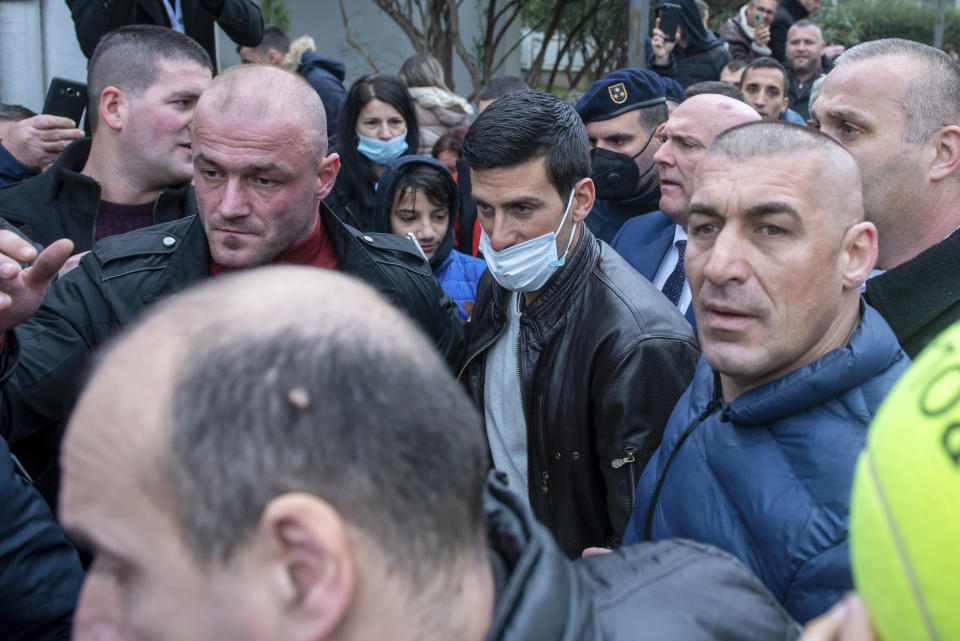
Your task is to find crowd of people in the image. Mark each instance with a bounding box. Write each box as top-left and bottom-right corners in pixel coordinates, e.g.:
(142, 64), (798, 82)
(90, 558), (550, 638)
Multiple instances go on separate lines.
(0, 1), (958, 639)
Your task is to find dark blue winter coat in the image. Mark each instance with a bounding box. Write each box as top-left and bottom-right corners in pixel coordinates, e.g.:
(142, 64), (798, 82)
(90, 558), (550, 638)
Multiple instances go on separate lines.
(622, 303), (909, 623)
(0, 432), (83, 640)
(373, 155), (485, 319)
(296, 50), (347, 136)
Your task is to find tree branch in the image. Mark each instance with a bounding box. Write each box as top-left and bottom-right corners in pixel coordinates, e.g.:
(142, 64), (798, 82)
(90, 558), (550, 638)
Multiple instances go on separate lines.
(339, 0), (380, 73)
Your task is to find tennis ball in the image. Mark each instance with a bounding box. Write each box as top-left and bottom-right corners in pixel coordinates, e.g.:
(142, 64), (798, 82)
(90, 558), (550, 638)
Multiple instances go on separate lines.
(850, 326), (960, 640)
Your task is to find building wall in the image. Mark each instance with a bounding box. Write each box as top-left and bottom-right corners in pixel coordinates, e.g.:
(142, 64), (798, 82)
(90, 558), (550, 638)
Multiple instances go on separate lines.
(217, 0), (523, 101)
(0, 0), (87, 112)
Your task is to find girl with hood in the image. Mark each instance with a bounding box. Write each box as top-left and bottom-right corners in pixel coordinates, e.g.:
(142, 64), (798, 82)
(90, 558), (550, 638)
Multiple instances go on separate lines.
(374, 156), (485, 320)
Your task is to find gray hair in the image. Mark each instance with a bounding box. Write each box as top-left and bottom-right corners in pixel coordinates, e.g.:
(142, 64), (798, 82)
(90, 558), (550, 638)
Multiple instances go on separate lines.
(154, 268), (489, 588)
(835, 38), (960, 143)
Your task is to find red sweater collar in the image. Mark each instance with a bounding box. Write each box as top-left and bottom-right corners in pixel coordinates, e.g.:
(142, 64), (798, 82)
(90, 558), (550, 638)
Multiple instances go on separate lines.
(210, 215), (339, 276)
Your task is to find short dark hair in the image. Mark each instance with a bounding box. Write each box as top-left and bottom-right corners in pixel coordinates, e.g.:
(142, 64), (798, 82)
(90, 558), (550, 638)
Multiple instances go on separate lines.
(636, 102), (670, 134)
(391, 162), (457, 214)
(336, 75), (421, 218)
(723, 59), (748, 74)
(463, 90), (590, 198)
(685, 80), (745, 102)
(165, 276), (489, 587)
(87, 25), (212, 132)
(247, 25), (291, 55)
(741, 56), (789, 93)
(477, 76), (529, 102)
(0, 103), (36, 122)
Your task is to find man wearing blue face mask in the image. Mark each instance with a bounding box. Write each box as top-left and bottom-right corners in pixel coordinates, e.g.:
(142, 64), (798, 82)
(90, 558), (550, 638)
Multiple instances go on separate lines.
(576, 68), (673, 245)
(459, 90), (700, 558)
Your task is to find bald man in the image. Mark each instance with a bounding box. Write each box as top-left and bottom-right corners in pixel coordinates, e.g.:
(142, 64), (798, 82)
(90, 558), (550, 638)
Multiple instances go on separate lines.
(60, 266), (799, 641)
(621, 121), (909, 623)
(612, 93), (760, 329)
(0, 63), (463, 508)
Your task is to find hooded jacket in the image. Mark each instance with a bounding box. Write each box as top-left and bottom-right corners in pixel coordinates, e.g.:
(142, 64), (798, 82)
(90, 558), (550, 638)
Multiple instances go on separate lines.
(623, 303), (910, 622)
(0, 138), (194, 252)
(484, 473), (801, 640)
(286, 38), (347, 136)
(649, 0), (732, 87)
(407, 86), (472, 155)
(373, 155), (485, 319)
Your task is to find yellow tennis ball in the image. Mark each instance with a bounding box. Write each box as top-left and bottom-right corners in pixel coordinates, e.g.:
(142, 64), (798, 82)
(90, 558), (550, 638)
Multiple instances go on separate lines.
(850, 327), (960, 640)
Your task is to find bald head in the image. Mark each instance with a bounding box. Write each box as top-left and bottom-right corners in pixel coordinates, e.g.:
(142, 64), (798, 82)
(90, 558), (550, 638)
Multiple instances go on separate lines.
(195, 64), (328, 157)
(702, 121), (863, 228)
(654, 93), (761, 223)
(63, 267), (488, 585)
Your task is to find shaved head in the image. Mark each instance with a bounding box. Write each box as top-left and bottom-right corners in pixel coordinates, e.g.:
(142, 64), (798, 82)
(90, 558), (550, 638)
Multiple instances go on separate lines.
(680, 93), (762, 131)
(195, 64), (328, 157)
(701, 121), (863, 230)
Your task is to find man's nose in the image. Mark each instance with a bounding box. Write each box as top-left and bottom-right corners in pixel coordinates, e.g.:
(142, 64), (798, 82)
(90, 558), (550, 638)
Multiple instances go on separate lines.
(218, 178), (249, 219)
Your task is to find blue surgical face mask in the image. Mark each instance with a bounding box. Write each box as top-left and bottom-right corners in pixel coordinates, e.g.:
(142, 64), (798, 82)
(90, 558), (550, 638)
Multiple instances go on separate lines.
(478, 188), (578, 292)
(357, 132), (408, 165)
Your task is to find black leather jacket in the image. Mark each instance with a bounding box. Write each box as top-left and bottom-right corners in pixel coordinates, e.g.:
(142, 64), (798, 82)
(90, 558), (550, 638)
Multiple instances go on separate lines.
(460, 227), (699, 557)
(484, 474), (801, 641)
(0, 138), (195, 252)
(2, 205), (463, 505)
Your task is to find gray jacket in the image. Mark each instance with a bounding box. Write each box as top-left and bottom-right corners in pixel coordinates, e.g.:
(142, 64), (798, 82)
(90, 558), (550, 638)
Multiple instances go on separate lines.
(485, 475), (801, 640)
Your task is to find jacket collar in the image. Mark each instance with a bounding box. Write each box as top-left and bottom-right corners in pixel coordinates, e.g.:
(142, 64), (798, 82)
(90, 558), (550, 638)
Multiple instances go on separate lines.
(864, 228), (960, 345)
(51, 137), (193, 216)
(686, 302), (905, 424)
(483, 474), (594, 640)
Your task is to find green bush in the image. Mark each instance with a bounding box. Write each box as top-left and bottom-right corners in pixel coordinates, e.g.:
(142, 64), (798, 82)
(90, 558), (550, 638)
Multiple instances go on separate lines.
(843, 0), (960, 46)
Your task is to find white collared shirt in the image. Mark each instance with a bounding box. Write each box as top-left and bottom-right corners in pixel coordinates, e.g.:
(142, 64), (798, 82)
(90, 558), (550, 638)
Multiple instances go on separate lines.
(652, 224), (692, 314)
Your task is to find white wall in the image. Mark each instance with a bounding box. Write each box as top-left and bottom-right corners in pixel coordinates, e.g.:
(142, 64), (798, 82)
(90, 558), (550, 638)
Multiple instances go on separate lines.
(0, 0), (86, 111)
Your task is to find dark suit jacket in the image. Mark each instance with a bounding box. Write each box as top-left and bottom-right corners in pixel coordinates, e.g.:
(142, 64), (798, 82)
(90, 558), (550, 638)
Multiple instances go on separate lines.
(612, 211), (697, 330)
(67, 0), (263, 70)
(864, 229), (960, 358)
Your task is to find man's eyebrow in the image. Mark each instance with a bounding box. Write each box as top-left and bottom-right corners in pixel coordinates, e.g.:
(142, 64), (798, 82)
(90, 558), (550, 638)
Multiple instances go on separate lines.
(194, 155), (287, 176)
(689, 202), (720, 216)
(744, 201), (802, 221)
(168, 90), (201, 100)
(823, 105), (869, 124)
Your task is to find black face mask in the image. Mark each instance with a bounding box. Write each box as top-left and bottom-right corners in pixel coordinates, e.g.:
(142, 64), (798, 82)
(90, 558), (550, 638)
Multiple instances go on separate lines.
(590, 128), (658, 201)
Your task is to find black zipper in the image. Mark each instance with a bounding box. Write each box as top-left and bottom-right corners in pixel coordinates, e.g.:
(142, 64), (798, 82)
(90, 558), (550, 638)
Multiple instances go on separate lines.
(643, 398), (722, 540)
(612, 444), (640, 514)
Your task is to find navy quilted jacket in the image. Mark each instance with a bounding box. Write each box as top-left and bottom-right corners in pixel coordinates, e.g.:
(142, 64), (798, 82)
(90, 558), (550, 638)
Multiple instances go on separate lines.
(622, 303), (909, 623)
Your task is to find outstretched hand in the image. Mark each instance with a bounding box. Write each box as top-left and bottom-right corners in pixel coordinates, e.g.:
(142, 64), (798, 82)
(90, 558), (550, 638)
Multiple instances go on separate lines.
(0, 230), (74, 334)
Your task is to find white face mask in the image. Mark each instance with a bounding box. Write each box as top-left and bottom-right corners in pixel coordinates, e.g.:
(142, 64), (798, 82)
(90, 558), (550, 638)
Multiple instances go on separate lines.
(478, 188), (578, 292)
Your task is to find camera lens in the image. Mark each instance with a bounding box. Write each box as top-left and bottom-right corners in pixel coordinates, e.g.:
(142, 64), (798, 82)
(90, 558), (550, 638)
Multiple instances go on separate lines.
(66, 88), (76, 96)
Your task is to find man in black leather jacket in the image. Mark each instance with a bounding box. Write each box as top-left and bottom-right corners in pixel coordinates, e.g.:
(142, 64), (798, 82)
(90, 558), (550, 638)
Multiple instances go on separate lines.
(0, 65), (463, 509)
(59, 265), (798, 641)
(460, 90), (699, 558)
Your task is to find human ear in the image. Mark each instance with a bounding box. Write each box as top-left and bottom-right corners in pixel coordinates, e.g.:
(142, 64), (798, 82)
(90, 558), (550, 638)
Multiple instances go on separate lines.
(925, 125), (960, 183)
(839, 221), (878, 290)
(571, 177), (595, 224)
(267, 49), (283, 65)
(260, 493), (354, 640)
(316, 153), (341, 201)
(98, 87), (126, 132)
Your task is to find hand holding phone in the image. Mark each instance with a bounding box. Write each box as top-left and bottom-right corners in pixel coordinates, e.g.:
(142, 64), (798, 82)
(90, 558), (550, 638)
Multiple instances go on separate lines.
(658, 3), (682, 42)
(42, 77), (87, 126)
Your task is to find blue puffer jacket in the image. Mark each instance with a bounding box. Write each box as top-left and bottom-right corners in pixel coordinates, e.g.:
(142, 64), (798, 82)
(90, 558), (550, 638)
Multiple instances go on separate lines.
(622, 303), (909, 623)
(435, 249), (485, 319)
